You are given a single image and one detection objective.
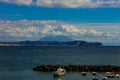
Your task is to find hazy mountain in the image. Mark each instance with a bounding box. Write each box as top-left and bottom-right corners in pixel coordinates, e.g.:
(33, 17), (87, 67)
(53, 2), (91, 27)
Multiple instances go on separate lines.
(40, 35), (73, 42)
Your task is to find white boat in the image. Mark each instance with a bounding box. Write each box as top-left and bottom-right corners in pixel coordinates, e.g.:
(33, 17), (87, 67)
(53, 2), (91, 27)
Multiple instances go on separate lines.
(115, 72), (120, 78)
(116, 74), (120, 78)
(53, 68), (66, 77)
(107, 75), (114, 78)
(106, 72), (114, 78)
(106, 72), (112, 75)
(82, 72), (86, 76)
(92, 72), (97, 75)
(102, 76), (108, 80)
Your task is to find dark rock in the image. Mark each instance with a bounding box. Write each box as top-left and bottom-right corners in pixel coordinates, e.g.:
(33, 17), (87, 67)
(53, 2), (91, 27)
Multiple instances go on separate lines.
(33, 65), (120, 72)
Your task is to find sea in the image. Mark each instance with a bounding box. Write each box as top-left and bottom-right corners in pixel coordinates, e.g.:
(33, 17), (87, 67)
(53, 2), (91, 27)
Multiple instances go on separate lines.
(0, 46), (120, 80)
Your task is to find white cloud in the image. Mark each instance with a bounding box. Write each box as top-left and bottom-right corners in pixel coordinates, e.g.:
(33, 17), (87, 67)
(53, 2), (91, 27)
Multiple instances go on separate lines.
(17, 0), (32, 5)
(0, 0), (120, 8)
(95, 0), (120, 7)
(35, 0), (53, 7)
(61, 24), (79, 33)
(0, 20), (120, 42)
(35, 0), (97, 8)
(0, 0), (32, 5)
(88, 29), (102, 36)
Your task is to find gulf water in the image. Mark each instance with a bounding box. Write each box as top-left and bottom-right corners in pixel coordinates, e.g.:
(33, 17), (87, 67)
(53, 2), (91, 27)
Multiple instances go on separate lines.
(0, 46), (120, 80)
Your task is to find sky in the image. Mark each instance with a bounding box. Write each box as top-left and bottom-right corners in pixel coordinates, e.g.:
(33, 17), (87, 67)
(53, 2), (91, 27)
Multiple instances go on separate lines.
(0, 0), (120, 45)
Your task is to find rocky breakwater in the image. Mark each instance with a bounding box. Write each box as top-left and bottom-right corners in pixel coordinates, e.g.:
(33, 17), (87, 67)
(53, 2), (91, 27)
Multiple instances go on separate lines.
(33, 65), (120, 72)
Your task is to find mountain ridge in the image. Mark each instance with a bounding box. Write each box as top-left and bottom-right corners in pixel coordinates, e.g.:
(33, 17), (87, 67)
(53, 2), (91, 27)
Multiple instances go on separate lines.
(40, 35), (73, 42)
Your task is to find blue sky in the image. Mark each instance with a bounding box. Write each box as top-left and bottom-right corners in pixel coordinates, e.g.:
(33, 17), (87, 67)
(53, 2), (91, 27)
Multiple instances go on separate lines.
(0, 0), (120, 45)
(1, 2), (120, 23)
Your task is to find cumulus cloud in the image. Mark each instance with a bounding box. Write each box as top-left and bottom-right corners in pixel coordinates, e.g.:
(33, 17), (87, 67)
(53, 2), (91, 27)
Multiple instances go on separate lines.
(0, 0), (32, 5)
(35, 0), (97, 8)
(0, 0), (120, 8)
(0, 20), (120, 42)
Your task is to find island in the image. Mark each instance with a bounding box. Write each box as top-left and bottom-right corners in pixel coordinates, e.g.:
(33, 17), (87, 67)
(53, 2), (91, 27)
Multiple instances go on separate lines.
(0, 40), (103, 46)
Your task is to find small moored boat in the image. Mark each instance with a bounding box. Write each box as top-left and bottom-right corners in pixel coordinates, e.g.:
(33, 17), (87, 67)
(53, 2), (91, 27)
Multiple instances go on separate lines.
(106, 72), (114, 78)
(102, 76), (108, 80)
(92, 72), (97, 75)
(115, 74), (120, 78)
(107, 75), (114, 78)
(53, 68), (66, 77)
(82, 72), (86, 76)
(106, 72), (112, 75)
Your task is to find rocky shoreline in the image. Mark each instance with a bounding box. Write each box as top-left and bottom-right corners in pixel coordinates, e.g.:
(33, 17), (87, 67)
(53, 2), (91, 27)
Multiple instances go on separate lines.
(33, 65), (120, 72)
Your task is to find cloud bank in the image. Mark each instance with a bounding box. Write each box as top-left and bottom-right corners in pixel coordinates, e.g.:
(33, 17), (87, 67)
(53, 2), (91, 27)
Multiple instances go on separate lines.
(0, 0), (120, 8)
(0, 20), (120, 43)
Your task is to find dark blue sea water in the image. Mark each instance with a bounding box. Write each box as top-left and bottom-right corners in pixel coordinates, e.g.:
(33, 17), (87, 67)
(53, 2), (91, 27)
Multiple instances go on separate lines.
(0, 46), (120, 80)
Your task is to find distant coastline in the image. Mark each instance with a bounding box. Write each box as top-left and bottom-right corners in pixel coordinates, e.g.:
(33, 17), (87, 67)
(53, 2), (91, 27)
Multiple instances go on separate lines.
(0, 41), (103, 46)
